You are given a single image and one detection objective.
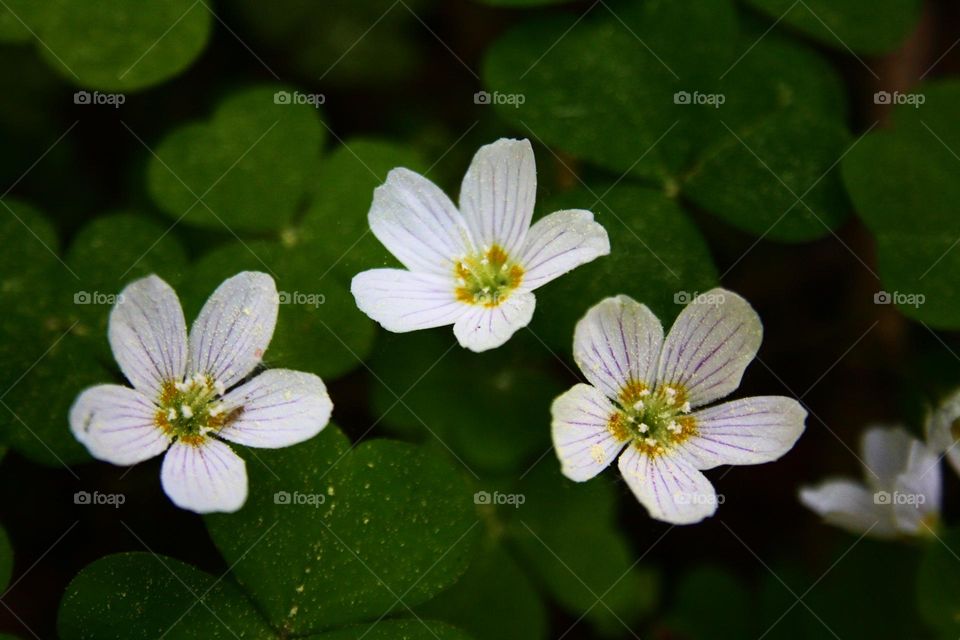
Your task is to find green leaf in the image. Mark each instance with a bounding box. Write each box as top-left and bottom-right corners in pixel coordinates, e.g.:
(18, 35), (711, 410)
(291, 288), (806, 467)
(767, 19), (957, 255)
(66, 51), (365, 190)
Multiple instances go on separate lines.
(742, 0), (922, 55)
(918, 528), (960, 638)
(418, 543), (547, 640)
(842, 81), (960, 328)
(297, 137), (425, 284)
(58, 552), (276, 639)
(509, 464), (659, 634)
(532, 184), (717, 354)
(181, 240), (375, 381)
(482, 2), (851, 241)
(0, 208), (188, 466)
(147, 84), (325, 232)
(0, 0), (40, 43)
(368, 330), (561, 474)
(35, 0), (212, 91)
(205, 424), (479, 635)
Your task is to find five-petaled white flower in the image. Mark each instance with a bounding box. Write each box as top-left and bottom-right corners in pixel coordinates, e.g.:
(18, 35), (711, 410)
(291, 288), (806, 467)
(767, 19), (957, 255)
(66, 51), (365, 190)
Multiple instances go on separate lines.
(69, 272), (333, 514)
(799, 426), (941, 538)
(551, 289), (806, 524)
(351, 138), (610, 352)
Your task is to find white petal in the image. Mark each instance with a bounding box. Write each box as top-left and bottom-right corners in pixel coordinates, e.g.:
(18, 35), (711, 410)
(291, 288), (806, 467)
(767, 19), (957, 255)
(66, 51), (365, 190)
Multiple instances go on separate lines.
(677, 396), (806, 470)
(70, 384), (170, 465)
(618, 447), (718, 524)
(108, 275), (188, 398)
(924, 389), (960, 477)
(351, 268), (465, 332)
(161, 438), (247, 513)
(551, 383), (627, 481)
(217, 369), (333, 448)
(188, 272), (278, 390)
(892, 440), (942, 534)
(452, 291), (535, 352)
(657, 288), (762, 408)
(459, 138), (536, 256)
(518, 209), (610, 290)
(799, 480), (897, 538)
(573, 295), (663, 401)
(861, 426), (915, 488)
(370, 167), (473, 276)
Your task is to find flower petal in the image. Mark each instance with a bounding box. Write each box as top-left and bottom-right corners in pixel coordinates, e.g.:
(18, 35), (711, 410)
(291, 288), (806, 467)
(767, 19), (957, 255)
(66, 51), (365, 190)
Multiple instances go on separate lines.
(798, 480), (896, 538)
(453, 291), (535, 352)
(551, 383), (627, 481)
(161, 438), (247, 513)
(188, 272), (278, 390)
(924, 389), (960, 477)
(892, 440), (942, 534)
(618, 447), (718, 524)
(108, 275), (188, 398)
(657, 288), (762, 407)
(351, 268), (465, 332)
(862, 426), (916, 488)
(370, 167), (473, 276)
(677, 396), (806, 470)
(70, 384), (170, 465)
(459, 138), (537, 256)
(518, 209), (610, 290)
(573, 295), (664, 402)
(217, 369), (333, 448)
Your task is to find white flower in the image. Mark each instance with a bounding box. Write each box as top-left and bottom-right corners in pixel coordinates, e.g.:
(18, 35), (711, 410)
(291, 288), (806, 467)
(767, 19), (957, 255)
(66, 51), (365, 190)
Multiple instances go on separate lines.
(69, 272), (333, 514)
(925, 388), (960, 477)
(799, 426), (941, 538)
(550, 290), (806, 525)
(351, 138), (610, 352)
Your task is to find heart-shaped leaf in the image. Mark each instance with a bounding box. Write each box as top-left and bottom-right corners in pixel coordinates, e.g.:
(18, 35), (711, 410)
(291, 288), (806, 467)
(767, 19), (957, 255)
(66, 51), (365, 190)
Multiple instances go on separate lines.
(147, 84), (325, 233)
(743, 0), (923, 55)
(31, 0), (212, 91)
(482, 1), (851, 241)
(842, 81), (960, 328)
(205, 424), (479, 635)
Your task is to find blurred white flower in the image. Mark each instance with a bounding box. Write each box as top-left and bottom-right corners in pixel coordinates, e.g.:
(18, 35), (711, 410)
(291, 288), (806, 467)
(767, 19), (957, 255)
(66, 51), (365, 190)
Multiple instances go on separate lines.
(925, 388), (960, 477)
(800, 426), (941, 538)
(351, 138), (610, 352)
(551, 290), (806, 525)
(70, 272), (333, 514)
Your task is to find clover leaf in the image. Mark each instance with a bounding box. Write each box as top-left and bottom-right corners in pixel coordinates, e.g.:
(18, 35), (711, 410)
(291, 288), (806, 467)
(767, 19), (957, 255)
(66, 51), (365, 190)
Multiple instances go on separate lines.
(482, 0), (851, 242)
(147, 84), (326, 233)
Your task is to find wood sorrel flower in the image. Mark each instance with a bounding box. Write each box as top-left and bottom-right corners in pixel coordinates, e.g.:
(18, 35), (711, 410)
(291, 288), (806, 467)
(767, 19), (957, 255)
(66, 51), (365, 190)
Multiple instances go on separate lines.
(925, 388), (960, 478)
(800, 426), (941, 538)
(551, 290), (806, 524)
(351, 138), (610, 352)
(69, 272), (332, 514)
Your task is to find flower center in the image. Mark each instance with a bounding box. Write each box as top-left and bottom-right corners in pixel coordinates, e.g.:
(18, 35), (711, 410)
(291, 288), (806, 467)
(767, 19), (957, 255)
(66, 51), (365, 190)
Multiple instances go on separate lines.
(454, 245), (524, 307)
(606, 381), (696, 457)
(154, 373), (236, 444)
